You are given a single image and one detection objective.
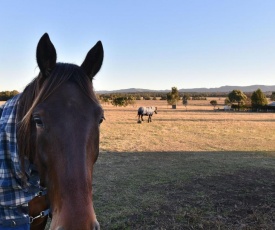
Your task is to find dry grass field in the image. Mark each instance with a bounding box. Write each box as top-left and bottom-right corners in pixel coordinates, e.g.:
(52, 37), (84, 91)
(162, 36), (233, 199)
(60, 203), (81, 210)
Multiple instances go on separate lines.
(100, 98), (275, 152)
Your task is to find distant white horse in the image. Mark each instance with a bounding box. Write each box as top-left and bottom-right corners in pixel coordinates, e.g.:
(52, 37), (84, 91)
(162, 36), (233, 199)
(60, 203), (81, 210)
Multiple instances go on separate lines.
(137, 106), (157, 123)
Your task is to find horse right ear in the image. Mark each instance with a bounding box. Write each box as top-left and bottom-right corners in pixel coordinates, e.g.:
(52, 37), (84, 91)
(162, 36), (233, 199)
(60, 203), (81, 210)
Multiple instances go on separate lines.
(36, 33), (57, 77)
(81, 41), (104, 81)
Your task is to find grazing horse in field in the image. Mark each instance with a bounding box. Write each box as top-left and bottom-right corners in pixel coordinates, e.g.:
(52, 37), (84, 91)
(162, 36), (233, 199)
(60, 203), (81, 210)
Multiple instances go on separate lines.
(0, 33), (104, 230)
(137, 106), (157, 123)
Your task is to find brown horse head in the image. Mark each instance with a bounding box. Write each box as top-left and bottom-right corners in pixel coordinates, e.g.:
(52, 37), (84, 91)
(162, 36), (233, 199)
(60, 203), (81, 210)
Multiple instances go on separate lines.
(17, 33), (104, 230)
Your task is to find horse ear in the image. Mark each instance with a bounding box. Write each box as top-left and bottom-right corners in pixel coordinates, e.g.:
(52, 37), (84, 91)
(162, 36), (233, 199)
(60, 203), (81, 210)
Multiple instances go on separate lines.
(81, 41), (104, 81)
(36, 33), (57, 77)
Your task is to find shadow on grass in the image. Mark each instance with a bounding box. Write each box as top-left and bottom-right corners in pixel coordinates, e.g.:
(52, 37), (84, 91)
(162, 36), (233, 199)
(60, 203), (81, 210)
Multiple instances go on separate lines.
(93, 151), (275, 229)
(152, 118), (275, 122)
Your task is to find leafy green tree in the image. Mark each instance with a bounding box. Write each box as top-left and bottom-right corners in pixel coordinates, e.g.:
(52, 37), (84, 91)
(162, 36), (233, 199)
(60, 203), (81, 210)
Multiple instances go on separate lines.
(143, 95), (151, 100)
(100, 96), (110, 105)
(228, 90), (247, 109)
(182, 93), (190, 101)
(224, 98), (231, 105)
(111, 97), (124, 107)
(210, 100), (217, 109)
(111, 96), (135, 107)
(167, 87), (180, 106)
(251, 88), (268, 107)
(271, 92), (275, 101)
(127, 96), (136, 106)
(181, 93), (189, 111)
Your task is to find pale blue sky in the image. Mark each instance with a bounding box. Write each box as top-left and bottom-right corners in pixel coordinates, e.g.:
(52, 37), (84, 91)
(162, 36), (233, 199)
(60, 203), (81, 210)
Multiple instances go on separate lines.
(1, 0), (275, 91)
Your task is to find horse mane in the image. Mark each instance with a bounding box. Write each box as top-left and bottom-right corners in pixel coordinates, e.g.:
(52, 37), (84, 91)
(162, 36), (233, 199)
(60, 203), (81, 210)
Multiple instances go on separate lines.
(17, 63), (98, 177)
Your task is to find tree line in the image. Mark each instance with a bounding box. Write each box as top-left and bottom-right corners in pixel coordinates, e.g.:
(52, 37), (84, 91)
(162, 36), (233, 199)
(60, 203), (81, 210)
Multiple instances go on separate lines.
(210, 89), (275, 111)
(99, 87), (275, 110)
(2, 88), (273, 111)
(0, 90), (20, 101)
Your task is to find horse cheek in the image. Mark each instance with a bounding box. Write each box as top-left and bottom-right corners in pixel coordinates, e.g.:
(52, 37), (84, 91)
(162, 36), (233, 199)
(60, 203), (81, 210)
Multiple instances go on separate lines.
(35, 131), (50, 183)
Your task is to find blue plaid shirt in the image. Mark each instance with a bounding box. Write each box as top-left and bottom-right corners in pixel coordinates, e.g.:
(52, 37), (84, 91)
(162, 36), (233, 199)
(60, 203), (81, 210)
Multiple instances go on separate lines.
(0, 94), (41, 227)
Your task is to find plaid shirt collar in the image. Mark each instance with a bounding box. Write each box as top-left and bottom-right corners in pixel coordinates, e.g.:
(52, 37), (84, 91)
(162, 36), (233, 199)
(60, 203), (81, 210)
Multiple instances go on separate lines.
(0, 94), (41, 226)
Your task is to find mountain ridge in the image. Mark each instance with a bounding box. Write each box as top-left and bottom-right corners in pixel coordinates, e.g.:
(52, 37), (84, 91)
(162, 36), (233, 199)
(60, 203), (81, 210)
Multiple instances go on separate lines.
(96, 85), (275, 94)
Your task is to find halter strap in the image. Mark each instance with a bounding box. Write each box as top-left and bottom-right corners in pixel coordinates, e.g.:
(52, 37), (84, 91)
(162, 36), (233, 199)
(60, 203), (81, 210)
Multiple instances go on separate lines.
(29, 188), (50, 224)
(29, 208), (50, 224)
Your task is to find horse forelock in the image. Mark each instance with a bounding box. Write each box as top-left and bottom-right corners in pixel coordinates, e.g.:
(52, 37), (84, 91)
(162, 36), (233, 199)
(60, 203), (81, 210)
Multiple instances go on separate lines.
(17, 63), (98, 175)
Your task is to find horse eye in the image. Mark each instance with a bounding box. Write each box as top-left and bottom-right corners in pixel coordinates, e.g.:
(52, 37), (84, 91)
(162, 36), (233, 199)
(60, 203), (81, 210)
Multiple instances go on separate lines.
(99, 116), (105, 124)
(33, 116), (44, 127)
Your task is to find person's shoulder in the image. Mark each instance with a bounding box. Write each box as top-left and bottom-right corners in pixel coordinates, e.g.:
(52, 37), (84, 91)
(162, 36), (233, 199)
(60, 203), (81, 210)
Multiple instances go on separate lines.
(0, 94), (21, 118)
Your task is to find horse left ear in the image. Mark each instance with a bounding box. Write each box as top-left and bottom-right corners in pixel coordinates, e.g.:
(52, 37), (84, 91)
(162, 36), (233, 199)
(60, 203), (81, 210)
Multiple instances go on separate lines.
(36, 33), (57, 77)
(81, 41), (104, 81)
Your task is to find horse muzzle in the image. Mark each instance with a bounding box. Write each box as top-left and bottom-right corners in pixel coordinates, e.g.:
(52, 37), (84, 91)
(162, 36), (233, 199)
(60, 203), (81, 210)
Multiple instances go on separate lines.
(93, 220), (100, 230)
(50, 204), (99, 230)
(54, 220), (100, 230)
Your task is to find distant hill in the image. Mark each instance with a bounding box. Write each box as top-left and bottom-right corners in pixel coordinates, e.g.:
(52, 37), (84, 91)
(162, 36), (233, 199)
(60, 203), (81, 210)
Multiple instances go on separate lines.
(96, 85), (275, 94)
(180, 85), (275, 93)
(97, 88), (160, 94)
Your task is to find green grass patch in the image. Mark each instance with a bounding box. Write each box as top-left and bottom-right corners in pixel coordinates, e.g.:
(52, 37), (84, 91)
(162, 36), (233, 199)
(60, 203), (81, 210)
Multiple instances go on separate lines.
(92, 151), (275, 229)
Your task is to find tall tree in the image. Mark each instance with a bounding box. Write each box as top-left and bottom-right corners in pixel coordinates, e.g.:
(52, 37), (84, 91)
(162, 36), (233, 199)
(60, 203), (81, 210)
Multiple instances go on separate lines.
(167, 87), (180, 106)
(224, 98), (231, 105)
(228, 90), (247, 108)
(271, 92), (275, 101)
(182, 94), (189, 111)
(251, 88), (268, 107)
(210, 100), (218, 109)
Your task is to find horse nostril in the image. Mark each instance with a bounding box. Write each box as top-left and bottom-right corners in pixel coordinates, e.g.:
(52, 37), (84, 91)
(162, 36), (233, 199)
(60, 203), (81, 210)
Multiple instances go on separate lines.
(92, 220), (100, 230)
(56, 227), (65, 230)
